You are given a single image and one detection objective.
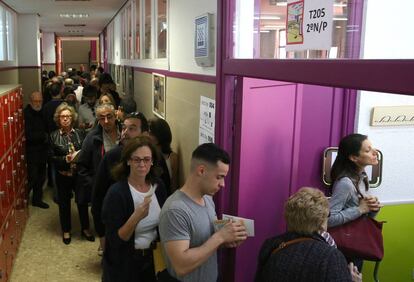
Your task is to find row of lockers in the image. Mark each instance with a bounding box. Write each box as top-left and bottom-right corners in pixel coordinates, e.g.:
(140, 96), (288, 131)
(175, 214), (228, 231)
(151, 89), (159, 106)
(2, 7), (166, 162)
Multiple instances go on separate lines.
(0, 86), (28, 282)
(0, 177), (28, 281)
(0, 87), (24, 159)
(1, 133), (27, 223)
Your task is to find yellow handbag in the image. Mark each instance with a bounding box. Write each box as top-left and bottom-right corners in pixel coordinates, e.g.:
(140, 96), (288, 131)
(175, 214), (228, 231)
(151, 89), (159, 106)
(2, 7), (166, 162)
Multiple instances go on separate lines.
(153, 241), (167, 274)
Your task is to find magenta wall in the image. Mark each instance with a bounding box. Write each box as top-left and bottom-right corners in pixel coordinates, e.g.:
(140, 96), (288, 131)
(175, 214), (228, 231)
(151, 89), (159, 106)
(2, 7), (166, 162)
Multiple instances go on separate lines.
(231, 78), (353, 282)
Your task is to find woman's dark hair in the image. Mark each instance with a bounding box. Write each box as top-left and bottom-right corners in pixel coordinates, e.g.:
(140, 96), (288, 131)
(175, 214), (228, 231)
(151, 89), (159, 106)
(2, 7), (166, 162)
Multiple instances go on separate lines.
(330, 133), (368, 184)
(149, 118), (172, 155)
(111, 136), (161, 182)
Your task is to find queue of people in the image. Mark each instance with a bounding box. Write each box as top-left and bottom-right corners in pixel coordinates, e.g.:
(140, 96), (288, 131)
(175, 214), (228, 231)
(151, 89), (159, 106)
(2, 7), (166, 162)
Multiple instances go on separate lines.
(25, 66), (382, 282)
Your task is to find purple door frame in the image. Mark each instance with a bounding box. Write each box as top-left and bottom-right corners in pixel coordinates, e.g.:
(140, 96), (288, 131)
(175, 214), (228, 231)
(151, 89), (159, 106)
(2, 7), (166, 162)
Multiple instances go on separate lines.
(215, 0), (414, 281)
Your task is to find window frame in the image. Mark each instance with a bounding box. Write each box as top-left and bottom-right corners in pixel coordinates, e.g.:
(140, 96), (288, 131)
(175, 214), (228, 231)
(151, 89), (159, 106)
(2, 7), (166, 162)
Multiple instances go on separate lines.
(0, 3), (16, 65)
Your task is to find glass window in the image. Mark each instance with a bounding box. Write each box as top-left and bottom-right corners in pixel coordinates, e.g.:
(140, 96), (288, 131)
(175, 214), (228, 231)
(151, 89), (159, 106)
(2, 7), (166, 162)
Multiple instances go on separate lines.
(127, 4), (133, 59)
(121, 10), (126, 59)
(0, 7), (5, 61)
(5, 10), (13, 60)
(233, 0), (354, 59)
(156, 0), (167, 58)
(135, 0), (141, 59)
(144, 0), (152, 59)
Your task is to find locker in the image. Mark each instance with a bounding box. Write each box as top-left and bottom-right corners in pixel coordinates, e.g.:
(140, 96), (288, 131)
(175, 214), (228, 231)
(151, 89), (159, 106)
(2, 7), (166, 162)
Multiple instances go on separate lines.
(11, 148), (18, 191)
(0, 86), (27, 280)
(0, 162), (11, 219)
(1, 96), (10, 153)
(5, 153), (14, 206)
(0, 99), (3, 158)
(0, 233), (6, 281)
(0, 162), (5, 224)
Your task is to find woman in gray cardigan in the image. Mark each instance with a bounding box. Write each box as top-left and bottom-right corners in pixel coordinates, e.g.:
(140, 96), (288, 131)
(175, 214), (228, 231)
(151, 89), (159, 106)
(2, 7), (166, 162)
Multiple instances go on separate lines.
(328, 133), (382, 269)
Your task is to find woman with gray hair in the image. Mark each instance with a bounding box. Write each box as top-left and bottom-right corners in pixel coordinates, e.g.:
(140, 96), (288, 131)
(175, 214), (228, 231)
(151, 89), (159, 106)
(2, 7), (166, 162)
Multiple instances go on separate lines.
(255, 187), (361, 282)
(49, 103), (94, 244)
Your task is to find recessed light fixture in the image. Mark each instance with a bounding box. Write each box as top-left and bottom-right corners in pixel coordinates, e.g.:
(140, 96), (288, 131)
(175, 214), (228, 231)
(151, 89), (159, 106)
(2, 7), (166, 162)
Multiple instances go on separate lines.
(60, 13), (89, 18)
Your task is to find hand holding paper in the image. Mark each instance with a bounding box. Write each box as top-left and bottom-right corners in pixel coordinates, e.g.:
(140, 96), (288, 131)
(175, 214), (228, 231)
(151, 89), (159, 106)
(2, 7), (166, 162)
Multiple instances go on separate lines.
(222, 214), (255, 237)
(144, 184), (157, 198)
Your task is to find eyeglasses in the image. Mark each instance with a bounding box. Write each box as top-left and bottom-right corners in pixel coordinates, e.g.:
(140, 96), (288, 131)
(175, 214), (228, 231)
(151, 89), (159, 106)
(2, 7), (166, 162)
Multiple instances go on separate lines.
(130, 156), (152, 165)
(98, 114), (114, 121)
(60, 115), (72, 119)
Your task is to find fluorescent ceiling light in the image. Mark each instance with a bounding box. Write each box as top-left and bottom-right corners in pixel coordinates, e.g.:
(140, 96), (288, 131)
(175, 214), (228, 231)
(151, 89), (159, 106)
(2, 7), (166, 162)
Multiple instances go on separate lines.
(263, 25), (285, 29)
(276, 2), (287, 6)
(333, 17), (347, 21)
(260, 30), (270, 33)
(334, 3), (347, 7)
(60, 13), (89, 18)
(254, 15), (281, 20)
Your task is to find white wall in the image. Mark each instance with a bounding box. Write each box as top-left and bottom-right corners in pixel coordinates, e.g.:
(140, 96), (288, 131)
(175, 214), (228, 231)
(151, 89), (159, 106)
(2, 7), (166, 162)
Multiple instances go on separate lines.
(18, 14), (40, 66)
(356, 0), (414, 204)
(361, 0), (414, 59)
(42, 32), (55, 64)
(169, 0), (217, 75)
(108, 0), (216, 75)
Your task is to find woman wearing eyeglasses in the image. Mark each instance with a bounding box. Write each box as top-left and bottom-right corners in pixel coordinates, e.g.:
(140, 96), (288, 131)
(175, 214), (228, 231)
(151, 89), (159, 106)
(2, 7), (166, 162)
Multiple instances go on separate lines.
(49, 103), (94, 244)
(102, 135), (167, 282)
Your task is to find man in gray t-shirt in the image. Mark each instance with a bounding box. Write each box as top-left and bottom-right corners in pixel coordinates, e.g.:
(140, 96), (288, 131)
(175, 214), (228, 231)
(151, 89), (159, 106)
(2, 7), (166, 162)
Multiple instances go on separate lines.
(159, 143), (248, 282)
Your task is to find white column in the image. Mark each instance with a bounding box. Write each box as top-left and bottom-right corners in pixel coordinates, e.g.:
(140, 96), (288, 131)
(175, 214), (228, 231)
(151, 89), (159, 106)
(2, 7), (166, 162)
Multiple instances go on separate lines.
(17, 14), (40, 66)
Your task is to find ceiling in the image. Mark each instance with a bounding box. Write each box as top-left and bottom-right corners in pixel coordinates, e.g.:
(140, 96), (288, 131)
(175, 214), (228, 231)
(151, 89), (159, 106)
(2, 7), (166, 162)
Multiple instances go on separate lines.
(3, 0), (127, 37)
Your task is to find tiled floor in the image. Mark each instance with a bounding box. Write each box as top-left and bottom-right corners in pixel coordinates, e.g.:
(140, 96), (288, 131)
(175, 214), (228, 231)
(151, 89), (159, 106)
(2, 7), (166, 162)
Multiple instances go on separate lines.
(10, 187), (101, 282)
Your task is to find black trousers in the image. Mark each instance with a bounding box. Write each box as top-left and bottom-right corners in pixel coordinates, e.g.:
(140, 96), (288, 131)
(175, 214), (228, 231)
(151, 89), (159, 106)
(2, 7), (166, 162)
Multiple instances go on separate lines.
(103, 252), (156, 282)
(27, 159), (47, 203)
(56, 173), (90, 233)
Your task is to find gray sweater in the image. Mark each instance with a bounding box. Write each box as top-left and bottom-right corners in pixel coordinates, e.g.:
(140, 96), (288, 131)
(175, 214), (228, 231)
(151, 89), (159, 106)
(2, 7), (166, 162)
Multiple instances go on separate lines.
(328, 177), (364, 227)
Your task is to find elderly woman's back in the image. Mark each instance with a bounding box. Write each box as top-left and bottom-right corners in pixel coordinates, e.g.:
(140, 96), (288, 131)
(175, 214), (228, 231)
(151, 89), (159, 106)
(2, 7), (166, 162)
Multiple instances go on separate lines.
(254, 187), (355, 282)
(255, 232), (351, 282)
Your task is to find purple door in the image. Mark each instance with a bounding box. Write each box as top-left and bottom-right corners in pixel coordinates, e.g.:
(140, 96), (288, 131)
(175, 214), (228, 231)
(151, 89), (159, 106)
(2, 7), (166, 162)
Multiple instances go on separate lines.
(228, 78), (353, 282)
(233, 78), (298, 282)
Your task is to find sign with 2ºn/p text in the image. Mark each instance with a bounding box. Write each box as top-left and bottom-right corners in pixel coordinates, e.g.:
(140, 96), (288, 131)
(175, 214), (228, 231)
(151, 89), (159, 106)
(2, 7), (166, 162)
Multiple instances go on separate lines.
(286, 0), (333, 51)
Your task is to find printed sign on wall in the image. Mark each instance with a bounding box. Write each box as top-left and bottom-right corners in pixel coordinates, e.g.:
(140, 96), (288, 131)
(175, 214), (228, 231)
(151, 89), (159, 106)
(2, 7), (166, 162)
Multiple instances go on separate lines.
(199, 96), (215, 145)
(371, 105), (414, 126)
(286, 0), (333, 51)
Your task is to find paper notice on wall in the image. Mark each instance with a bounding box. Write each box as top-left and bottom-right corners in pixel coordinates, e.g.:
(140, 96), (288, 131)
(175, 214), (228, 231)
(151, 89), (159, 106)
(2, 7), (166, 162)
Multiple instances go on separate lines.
(286, 0), (333, 51)
(199, 96), (215, 145)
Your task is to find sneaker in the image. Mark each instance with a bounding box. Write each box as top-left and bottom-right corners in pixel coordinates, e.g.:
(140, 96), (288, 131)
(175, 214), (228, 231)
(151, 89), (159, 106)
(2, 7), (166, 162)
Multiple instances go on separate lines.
(32, 201), (50, 209)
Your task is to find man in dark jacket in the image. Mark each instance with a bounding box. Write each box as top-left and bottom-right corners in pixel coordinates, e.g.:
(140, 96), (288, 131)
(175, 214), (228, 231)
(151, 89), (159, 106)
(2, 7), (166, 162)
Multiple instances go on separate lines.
(43, 80), (64, 134)
(76, 103), (120, 221)
(92, 112), (149, 255)
(24, 92), (49, 209)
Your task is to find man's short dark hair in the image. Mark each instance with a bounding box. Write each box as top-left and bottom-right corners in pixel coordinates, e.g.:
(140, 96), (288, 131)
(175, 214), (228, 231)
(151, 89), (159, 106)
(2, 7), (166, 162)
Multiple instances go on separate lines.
(120, 96), (137, 114)
(82, 84), (98, 98)
(192, 143), (230, 165)
(49, 81), (62, 97)
(99, 72), (114, 86)
(124, 112), (149, 132)
(48, 70), (56, 79)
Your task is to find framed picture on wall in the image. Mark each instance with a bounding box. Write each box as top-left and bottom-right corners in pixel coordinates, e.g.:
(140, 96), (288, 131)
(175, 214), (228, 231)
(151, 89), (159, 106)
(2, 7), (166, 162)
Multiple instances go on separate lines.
(152, 73), (166, 119)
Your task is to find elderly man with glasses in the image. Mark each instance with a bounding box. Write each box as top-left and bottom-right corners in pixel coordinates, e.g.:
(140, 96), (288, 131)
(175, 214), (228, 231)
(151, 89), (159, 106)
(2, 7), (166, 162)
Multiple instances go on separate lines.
(76, 103), (121, 238)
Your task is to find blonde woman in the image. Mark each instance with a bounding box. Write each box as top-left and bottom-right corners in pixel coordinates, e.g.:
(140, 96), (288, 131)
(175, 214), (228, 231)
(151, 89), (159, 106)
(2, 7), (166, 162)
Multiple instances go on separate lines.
(49, 103), (95, 244)
(255, 187), (361, 282)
